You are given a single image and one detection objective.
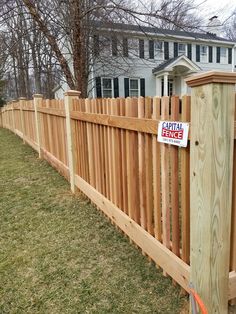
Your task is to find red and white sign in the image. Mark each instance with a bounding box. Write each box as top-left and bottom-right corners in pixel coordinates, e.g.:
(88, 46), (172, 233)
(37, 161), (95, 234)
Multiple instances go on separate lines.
(157, 121), (189, 147)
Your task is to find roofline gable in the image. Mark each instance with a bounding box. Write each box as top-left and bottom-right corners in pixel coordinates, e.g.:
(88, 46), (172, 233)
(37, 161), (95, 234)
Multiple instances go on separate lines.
(152, 54), (201, 74)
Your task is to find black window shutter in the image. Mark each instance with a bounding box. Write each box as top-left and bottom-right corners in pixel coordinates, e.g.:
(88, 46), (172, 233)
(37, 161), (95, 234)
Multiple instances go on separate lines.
(187, 44), (192, 60)
(123, 38), (128, 57)
(208, 46), (213, 63)
(113, 78), (119, 98)
(149, 40), (154, 59)
(139, 39), (144, 58)
(228, 48), (232, 64)
(140, 78), (145, 97)
(196, 45), (200, 62)
(217, 47), (221, 63)
(96, 77), (102, 98)
(164, 41), (169, 60)
(124, 78), (129, 97)
(174, 42), (178, 57)
(164, 42), (169, 60)
(112, 37), (118, 56)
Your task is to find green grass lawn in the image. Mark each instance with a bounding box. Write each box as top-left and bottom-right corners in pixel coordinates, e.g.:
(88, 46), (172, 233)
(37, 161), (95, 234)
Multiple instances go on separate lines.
(0, 128), (187, 314)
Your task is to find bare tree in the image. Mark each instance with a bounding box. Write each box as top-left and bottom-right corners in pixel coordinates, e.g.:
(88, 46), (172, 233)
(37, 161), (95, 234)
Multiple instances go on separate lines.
(0, 0), (209, 98)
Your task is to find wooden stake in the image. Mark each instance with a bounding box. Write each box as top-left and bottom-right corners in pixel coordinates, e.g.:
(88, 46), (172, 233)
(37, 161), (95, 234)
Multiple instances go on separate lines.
(64, 90), (81, 193)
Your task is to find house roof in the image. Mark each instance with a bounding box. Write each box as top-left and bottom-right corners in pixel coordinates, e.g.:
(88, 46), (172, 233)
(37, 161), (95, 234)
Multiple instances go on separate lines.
(93, 21), (235, 44)
(152, 54), (201, 74)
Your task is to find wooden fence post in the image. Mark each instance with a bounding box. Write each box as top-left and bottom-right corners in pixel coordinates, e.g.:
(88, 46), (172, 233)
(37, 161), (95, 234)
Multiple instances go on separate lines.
(64, 90), (80, 193)
(33, 94), (43, 158)
(11, 100), (17, 133)
(186, 71), (236, 313)
(19, 97), (26, 143)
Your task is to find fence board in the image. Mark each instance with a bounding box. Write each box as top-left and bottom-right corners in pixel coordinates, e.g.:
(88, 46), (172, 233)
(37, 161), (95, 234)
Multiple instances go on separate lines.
(152, 97), (162, 242)
(145, 97), (154, 235)
(161, 96), (171, 250)
(138, 97), (146, 230)
(170, 96), (180, 257)
(181, 95), (191, 265)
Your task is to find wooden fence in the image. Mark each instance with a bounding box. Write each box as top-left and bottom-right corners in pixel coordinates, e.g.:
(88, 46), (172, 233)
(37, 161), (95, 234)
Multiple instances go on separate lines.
(1, 72), (236, 313)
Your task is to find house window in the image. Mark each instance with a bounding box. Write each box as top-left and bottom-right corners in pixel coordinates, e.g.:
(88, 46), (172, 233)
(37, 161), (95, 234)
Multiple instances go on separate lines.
(200, 45), (207, 62)
(130, 79), (139, 97)
(178, 43), (186, 55)
(100, 36), (111, 56)
(217, 47), (227, 64)
(129, 38), (139, 58)
(155, 41), (163, 51)
(102, 78), (113, 98)
(221, 47), (227, 57)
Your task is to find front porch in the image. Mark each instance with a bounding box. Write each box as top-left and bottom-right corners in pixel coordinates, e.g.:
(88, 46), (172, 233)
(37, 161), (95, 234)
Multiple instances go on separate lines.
(152, 54), (201, 97)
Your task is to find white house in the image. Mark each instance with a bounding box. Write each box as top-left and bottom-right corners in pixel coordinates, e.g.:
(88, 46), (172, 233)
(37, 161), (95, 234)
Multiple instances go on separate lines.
(55, 19), (236, 99)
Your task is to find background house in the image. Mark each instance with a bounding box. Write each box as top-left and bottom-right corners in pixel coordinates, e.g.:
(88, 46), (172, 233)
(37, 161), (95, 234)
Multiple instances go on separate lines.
(55, 20), (236, 99)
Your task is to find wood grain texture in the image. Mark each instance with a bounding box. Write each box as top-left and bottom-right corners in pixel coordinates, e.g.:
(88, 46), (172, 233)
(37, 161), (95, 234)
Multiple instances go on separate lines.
(170, 96), (180, 257)
(160, 96), (170, 250)
(152, 97), (162, 241)
(190, 83), (235, 313)
(126, 98), (140, 223)
(145, 97), (154, 235)
(138, 97), (147, 230)
(181, 96), (191, 265)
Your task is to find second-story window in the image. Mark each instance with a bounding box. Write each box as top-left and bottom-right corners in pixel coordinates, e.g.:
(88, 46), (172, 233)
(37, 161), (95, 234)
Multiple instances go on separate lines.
(139, 39), (144, 58)
(178, 43), (186, 55)
(217, 46), (228, 64)
(220, 47), (227, 63)
(129, 38), (139, 58)
(174, 43), (186, 57)
(200, 45), (207, 62)
(100, 36), (111, 56)
(155, 41), (163, 51)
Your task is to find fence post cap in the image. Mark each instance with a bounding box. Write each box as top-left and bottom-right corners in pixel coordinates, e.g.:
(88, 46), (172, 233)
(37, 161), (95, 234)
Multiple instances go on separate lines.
(185, 71), (236, 87)
(33, 94), (43, 98)
(64, 90), (81, 97)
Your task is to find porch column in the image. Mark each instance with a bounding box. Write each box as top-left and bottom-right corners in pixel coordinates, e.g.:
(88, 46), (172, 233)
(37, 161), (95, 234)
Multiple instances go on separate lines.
(181, 77), (188, 96)
(163, 73), (168, 96)
(155, 76), (162, 97)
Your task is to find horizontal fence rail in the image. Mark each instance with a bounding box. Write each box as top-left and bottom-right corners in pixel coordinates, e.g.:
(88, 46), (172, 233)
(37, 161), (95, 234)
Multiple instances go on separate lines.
(1, 92), (236, 303)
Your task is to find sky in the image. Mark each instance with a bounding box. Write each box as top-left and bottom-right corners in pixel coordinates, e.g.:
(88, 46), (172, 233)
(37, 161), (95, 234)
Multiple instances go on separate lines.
(196, 0), (235, 25)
